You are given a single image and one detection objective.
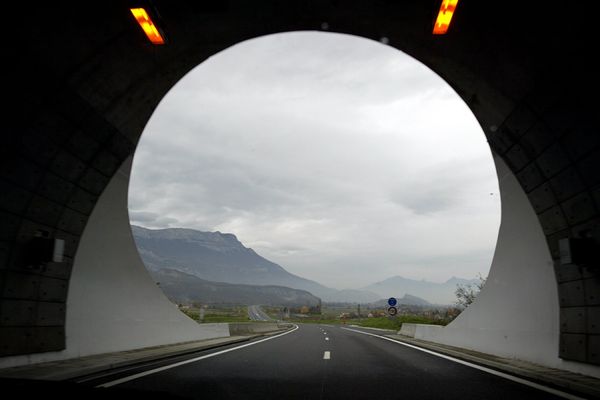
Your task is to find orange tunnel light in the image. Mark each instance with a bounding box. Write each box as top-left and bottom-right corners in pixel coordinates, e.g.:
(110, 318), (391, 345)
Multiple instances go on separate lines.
(433, 0), (459, 35)
(130, 8), (165, 45)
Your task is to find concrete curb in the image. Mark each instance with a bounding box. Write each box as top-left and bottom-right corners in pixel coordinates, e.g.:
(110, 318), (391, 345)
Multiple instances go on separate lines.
(229, 322), (292, 336)
(0, 336), (249, 381)
(0, 324), (295, 382)
(385, 334), (600, 399)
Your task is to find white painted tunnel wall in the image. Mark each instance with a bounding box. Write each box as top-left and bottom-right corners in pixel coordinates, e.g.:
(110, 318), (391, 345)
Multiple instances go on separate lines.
(65, 157), (230, 357)
(421, 154), (600, 378)
(0, 158), (230, 368)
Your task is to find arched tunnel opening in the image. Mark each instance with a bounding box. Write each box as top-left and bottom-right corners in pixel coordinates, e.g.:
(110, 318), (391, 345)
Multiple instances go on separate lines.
(127, 30), (501, 313)
(1, 1), (599, 397)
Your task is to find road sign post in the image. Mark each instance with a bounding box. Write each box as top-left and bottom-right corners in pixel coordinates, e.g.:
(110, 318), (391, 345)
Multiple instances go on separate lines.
(387, 297), (398, 317)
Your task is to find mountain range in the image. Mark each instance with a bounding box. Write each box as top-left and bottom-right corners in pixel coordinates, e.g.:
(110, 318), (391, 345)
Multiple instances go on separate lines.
(362, 276), (479, 305)
(132, 225), (379, 303)
(150, 268), (321, 307)
(132, 225), (478, 305)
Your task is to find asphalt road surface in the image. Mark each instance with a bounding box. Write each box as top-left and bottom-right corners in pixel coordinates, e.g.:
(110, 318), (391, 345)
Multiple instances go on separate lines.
(82, 324), (585, 400)
(247, 305), (273, 321)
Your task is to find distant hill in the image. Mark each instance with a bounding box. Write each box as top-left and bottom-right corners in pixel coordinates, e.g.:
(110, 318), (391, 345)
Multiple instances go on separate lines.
(369, 294), (432, 307)
(362, 276), (480, 305)
(132, 225), (379, 303)
(151, 268), (321, 307)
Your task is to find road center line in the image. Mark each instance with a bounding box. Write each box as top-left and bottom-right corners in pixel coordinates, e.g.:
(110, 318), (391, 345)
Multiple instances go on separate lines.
(96, 325), (299, 388)
(323, 351), (331, 360)
(341, 328), (586, 400)
(325, 337), (329, 341)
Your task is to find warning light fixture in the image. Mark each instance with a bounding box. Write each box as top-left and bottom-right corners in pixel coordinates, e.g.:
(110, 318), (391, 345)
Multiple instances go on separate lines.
(433, 0), (459, 35)
(130, 8), (165, 45)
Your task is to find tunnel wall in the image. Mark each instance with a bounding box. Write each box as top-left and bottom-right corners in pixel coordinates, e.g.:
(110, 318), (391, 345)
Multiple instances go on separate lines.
(422, 156), (600, 378)
(1, 0), (598, 371)
(0, 159), (230, 368)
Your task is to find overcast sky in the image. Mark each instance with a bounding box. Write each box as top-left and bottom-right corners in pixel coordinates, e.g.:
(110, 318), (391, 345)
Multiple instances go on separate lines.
(128, 31), (500, 289)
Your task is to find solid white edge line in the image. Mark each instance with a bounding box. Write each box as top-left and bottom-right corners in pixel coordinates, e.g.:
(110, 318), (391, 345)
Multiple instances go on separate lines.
(341, 327), (586, 400)
(96, 324), (299, 388)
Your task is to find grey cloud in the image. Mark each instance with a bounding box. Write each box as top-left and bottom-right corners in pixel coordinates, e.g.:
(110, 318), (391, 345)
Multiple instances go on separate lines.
(388, 172), (466, 215)
(128, 31), (500, 289)
(128, 210), (158, 223)
(129, 210), (180, 227)
(397, 193), (456, 215)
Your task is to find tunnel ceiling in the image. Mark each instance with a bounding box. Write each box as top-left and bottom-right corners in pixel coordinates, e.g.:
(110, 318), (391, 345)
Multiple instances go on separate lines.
(1, 1), (599, 364)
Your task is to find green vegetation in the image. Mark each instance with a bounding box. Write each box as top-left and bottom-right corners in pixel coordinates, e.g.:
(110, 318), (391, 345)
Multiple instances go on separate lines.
(180, 308), (200, 321)
(262, 306), (284, 319)
(202, 314), (252, 323)
(179, 305), (251, 323)
(180, 304), (453, 329)
(279, 314), (446, 329)
(455, 274), (487, 308)
(265, 304), (447, 329)
(265, 304), (455, 329)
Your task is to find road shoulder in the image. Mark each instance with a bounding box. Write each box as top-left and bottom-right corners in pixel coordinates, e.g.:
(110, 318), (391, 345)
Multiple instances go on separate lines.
(384, 333), (600, 399)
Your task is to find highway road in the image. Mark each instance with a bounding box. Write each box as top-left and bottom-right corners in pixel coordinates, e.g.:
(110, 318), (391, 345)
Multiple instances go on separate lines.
(247, 305), (273, 321)
(83, 324), (584, 400)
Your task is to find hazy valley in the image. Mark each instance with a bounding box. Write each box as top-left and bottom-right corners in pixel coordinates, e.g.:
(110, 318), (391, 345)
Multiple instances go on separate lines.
(132, 225), (478, 306)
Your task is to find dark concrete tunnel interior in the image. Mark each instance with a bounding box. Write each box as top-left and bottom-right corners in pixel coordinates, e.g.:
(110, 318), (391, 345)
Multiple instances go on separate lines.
(1, 0), (599, 381)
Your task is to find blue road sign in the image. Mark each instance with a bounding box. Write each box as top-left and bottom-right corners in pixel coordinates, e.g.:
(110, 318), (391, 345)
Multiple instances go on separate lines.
(388, 297), (397, 306)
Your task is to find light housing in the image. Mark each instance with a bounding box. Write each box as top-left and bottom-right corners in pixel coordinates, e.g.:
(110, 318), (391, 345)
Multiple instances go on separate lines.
(433, 0), (459, 35)
(130, 8), (165, 45)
